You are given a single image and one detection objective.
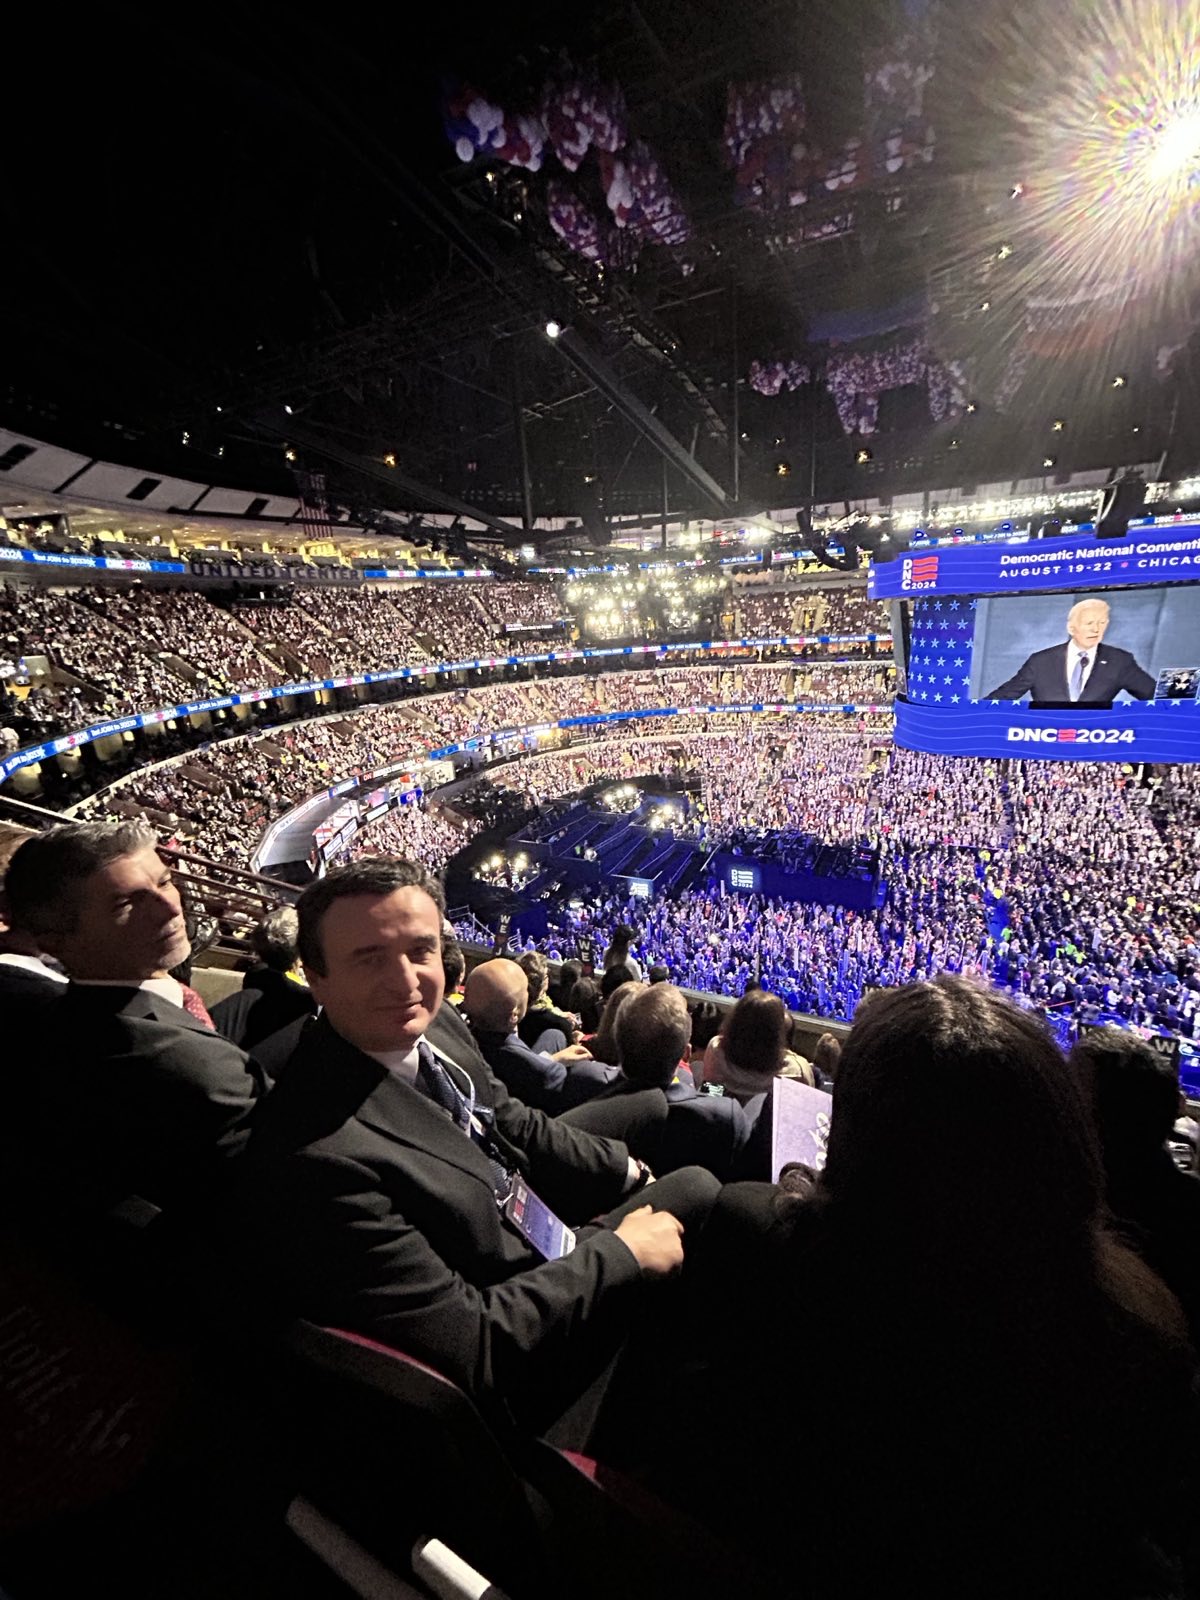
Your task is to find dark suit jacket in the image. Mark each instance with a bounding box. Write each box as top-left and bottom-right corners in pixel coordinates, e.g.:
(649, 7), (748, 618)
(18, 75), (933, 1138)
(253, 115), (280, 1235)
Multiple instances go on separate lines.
(210, 967), (317, 1051)
(471, 1025), (619, 1113)
(987, 643), (1155, 703)
(1, 982), (261, 1238)
(563, 1074), (750, 1182)
(0, 957), (67, 1009)
(238, 1008), (642, 1429)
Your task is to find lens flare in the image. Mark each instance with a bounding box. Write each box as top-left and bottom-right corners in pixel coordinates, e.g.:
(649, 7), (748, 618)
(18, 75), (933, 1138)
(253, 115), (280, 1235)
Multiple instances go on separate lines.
(999, 0), (1200, 302)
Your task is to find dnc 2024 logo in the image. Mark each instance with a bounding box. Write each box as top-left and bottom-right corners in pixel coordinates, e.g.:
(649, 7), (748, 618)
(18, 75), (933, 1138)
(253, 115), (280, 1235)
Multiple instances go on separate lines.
(900, 555), (939, 590)
(1005, 727), (1135, 746)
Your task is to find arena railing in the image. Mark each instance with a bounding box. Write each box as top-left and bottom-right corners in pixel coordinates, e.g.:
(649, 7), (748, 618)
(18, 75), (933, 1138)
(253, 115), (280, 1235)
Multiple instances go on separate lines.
(0, 631), (892, 784)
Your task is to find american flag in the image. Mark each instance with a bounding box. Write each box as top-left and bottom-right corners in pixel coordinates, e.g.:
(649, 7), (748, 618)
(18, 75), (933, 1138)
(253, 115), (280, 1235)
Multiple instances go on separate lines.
(294, 469), (331, 539)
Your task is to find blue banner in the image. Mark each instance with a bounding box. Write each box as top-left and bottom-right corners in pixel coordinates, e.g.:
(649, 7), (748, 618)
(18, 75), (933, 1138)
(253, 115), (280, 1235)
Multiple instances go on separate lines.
(0, 547), (185, 574)
(868, 519), (1200, 599)
(894, 697), (1200, 763)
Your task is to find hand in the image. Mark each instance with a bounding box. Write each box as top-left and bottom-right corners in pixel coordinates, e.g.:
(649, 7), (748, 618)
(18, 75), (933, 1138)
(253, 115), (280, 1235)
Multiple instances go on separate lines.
(613, 1206), (684, 1276)
(552, 1043), (593, 1062)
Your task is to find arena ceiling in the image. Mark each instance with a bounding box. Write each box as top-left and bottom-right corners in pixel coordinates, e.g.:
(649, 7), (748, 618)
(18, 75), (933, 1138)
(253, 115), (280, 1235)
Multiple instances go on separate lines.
(5, 2), (1200, 545)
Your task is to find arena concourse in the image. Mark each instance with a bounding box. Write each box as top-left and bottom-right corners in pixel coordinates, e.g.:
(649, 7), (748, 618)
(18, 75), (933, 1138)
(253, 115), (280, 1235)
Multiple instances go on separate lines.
(3, 6), (1200, 1598)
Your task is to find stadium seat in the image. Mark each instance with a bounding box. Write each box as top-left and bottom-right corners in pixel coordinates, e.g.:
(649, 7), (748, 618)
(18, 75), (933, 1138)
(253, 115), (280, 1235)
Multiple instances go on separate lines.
(282, 1323), (755, 1600)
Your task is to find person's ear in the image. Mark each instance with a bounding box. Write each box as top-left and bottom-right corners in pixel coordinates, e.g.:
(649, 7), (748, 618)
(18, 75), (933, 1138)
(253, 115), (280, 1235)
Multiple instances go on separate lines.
(303, 964), (328, 1007)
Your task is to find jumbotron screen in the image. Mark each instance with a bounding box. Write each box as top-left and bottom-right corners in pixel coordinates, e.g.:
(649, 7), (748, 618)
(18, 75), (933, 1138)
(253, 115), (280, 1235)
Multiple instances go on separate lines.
(869, 520), (1200, 762)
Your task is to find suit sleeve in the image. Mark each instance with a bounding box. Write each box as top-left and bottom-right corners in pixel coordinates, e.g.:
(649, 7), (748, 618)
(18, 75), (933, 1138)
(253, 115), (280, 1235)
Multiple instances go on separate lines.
(260, 1148), (644, 1430)
(1120, 653), (1156, 700)
(488, 1039), (567, 1111)
(985, 653), (1037, 701)
(488, 1069), (631, 1222)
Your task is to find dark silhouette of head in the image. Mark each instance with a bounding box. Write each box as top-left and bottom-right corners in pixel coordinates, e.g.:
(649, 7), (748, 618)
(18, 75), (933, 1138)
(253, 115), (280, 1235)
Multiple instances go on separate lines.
(722, 989), (789, 1079)
(1069, 1026), (1179, 1169)
(822, 976), (1103, 1284)
(617, 984), (691, 1087)
(601, 962), (637, 1000)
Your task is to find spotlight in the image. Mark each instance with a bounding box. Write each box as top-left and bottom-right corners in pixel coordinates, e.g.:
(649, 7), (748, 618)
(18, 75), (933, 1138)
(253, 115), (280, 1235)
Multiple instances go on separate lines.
(1112, 374), (1128, 388)
(997, 243), (1013, 259)
(284, 447), (296, 463)
(545, 320), (562, 339)
(1052, 419), (1065, 431)
(384, 453), (397, 468)
(966, 402), (977, 413)
(856, 449), (872, 464)
(1043, 456), (1056, 468)
(284, 404), (294, 415)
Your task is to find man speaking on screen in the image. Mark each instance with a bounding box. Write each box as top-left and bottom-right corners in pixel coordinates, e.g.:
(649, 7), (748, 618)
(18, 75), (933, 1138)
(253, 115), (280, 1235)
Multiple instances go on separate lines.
(985, 599), (1155, 704)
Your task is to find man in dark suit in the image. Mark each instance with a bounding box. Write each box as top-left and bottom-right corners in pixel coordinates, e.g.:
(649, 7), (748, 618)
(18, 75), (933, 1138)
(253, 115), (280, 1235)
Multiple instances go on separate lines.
(464, 956), (618, 1113)
(238, 856), (717, 1435)
(986, 598), (1155, 703)
(0, 822), (67, 1009)
(563, 985), (752, 1182)
(2, 821), (261, 1237)
(211, 905), (317, 1050)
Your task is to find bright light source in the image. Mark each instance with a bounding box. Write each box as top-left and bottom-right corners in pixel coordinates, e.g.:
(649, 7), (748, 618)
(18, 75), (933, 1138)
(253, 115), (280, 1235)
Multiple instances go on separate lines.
(545, 320), (562, 339)
(1052, 419), (1065, 431)
(1112, 374), (1128, 388)
(1147, 107), (1200, 181)
(384, 453), (397, 468)
(284, 404), (294, 415)
(1043, 455), (1056, 467)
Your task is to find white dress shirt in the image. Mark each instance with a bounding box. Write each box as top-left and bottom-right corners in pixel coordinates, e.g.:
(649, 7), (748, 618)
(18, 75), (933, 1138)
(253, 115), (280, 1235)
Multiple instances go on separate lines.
(367, 1043), (421, 1084)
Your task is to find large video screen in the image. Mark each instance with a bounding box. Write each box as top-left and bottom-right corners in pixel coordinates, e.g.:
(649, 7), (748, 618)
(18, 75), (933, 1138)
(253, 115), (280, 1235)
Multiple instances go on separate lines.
(971, 587), (1200, 706)
(896, 583), (1200, 762)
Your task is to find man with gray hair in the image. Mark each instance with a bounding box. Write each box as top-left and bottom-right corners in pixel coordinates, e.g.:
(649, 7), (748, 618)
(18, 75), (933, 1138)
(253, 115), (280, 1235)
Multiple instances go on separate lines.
(211, 904), (317, 1050)
(986, 597), (1155, 703)
(2, 820), (261, 1238)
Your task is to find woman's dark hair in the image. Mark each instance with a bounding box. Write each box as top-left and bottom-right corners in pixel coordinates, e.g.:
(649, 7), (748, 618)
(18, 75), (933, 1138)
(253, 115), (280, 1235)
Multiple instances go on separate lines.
(567, 975), (603, 1033)
(553, 959), (583, 1009)
(601, 962), (636, 999)
(721, 990), (789, 1078)
(590, 980), (641, 1066)
(690, 1000), (722, 1052)
(811, 1032), (843, 1083)
(603, 925), (637, 968)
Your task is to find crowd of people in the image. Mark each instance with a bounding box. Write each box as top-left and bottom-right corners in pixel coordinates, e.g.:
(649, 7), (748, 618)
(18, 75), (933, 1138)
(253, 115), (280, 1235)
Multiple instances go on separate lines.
(734, 584), (890, 641)
(516, 744), (1200, 1043)
(2, 786), (1197, 1600)
(0, 575), (896, 753)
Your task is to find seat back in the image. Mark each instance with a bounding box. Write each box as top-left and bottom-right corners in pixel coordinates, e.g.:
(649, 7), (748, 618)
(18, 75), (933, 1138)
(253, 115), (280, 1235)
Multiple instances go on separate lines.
(282, 1323), (548, 1592)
